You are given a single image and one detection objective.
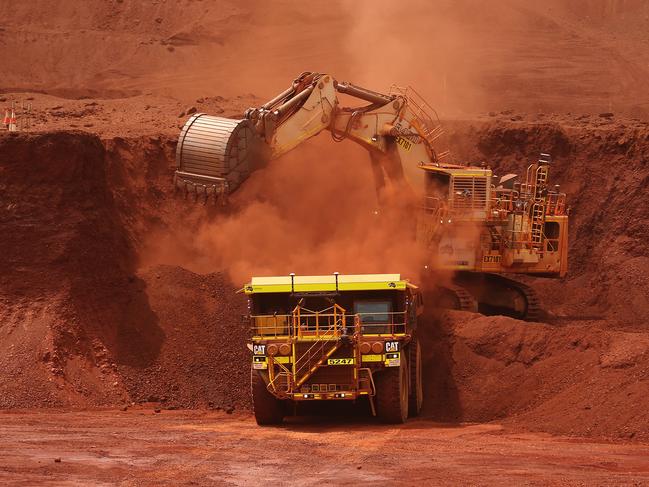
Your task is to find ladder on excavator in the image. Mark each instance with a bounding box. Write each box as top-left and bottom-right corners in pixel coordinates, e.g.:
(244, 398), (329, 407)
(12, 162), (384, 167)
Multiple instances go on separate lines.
(531, 202), (545, 247)
(417, 197), (447, 249)
(530, 155), (550, 249)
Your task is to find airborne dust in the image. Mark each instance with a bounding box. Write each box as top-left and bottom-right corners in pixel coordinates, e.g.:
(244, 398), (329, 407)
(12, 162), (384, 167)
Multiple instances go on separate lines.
(145, 135), (428, 284)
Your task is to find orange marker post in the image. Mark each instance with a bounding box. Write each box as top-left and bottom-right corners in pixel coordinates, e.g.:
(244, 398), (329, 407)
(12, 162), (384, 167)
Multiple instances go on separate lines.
(8, 108), (17, 131)
(2, 108), (9, 129)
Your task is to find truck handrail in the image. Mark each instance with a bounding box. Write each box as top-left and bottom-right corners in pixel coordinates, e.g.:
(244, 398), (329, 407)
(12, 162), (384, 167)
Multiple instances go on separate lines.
(250, 310), (408, 338)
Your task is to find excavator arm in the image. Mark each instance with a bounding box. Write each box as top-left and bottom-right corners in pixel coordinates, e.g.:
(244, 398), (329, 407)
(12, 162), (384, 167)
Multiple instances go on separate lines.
(174, 72), (448, 202)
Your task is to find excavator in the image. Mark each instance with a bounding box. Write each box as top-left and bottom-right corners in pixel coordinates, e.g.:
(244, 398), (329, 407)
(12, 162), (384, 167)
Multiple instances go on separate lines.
(175, 72), (568, 320)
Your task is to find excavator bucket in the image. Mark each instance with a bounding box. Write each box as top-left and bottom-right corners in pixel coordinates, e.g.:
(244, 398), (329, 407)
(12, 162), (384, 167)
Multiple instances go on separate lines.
(174, 113), (262, 201)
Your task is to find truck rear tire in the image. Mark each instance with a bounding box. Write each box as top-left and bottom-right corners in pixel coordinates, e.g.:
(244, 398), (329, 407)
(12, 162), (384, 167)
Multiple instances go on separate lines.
(375, 356), (409, 424)
(408, 337), (423, 417)
(251, 368), (284, 425)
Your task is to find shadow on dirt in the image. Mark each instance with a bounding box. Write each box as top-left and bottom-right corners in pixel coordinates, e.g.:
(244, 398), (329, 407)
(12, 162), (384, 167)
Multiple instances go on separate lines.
(418, 309), (462, 422)
(0, 131), (165, 371)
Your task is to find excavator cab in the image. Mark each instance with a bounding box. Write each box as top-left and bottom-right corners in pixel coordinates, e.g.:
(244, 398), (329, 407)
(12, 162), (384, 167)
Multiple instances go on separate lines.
(417, 163), (492, 270)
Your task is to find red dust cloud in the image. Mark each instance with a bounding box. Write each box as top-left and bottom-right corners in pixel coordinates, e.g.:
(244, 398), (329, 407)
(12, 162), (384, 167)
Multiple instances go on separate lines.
(144, 134), (427, 284)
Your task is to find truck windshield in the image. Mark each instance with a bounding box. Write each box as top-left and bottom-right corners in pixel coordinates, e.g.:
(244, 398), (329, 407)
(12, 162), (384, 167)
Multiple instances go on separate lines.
(354, 301), (391, 323)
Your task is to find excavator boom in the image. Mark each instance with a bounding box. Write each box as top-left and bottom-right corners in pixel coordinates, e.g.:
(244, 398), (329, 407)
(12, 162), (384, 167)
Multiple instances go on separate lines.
(175, 72), (447, 201)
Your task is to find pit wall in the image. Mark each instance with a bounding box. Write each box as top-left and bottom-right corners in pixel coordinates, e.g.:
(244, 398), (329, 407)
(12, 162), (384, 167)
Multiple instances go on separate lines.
(0, 120), (647, 442)
(0, 131), (247, 409)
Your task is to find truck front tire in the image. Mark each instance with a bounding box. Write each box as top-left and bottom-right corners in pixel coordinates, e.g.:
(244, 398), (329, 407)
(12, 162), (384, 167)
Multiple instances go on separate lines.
(375, 356), (409, 423)
(251, 368), (284, 425)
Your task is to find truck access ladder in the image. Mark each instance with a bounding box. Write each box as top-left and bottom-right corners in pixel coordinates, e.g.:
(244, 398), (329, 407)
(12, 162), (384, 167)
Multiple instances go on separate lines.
(267, 304), (346, 396)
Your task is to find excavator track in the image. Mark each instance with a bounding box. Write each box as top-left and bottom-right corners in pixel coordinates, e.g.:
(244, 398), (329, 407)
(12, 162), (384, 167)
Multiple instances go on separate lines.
(487, 274), (542, 322)
(432, 284), (479, 313)
(456, 273), (543, 322)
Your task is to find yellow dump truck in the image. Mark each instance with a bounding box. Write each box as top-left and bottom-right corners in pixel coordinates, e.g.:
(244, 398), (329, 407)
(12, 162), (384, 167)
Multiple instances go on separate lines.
(244, 273), (424, 424)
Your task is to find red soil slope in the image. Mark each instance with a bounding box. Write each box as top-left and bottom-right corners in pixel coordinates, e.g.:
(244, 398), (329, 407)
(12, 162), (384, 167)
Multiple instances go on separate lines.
(422, 311), (649, 441)
(0, 131), (249, 409)
(1, 116), (648, 442)
(1, 1), (649, 116)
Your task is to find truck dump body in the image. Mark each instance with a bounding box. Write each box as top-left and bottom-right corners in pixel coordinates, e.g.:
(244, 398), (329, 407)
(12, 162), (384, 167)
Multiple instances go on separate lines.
(245, 274), (423, 424)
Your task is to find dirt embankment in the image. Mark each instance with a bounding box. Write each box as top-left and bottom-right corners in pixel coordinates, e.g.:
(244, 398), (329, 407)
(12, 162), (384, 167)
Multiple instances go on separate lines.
(421, 311), (649, 441)
(0, 131), (248, 410)
(1, 117), (648, 441)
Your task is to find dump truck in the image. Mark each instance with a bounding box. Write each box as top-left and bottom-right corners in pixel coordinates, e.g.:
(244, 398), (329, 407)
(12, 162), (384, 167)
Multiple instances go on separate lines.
(244, 273), (423, 425)
(177, 72), (569, 321)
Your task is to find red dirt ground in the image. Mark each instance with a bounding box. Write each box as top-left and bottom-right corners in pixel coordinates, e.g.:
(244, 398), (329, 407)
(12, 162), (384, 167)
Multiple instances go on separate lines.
(1, 1), (649, 484)
(1, 410), (649, 486)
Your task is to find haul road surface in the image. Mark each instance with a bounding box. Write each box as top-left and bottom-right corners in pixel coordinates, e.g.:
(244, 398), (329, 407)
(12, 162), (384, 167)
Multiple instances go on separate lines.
(1, 410), (649, 486)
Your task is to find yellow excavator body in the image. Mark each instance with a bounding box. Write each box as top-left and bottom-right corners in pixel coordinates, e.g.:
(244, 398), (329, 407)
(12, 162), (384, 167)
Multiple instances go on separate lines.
(176, 72), (569, 320)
